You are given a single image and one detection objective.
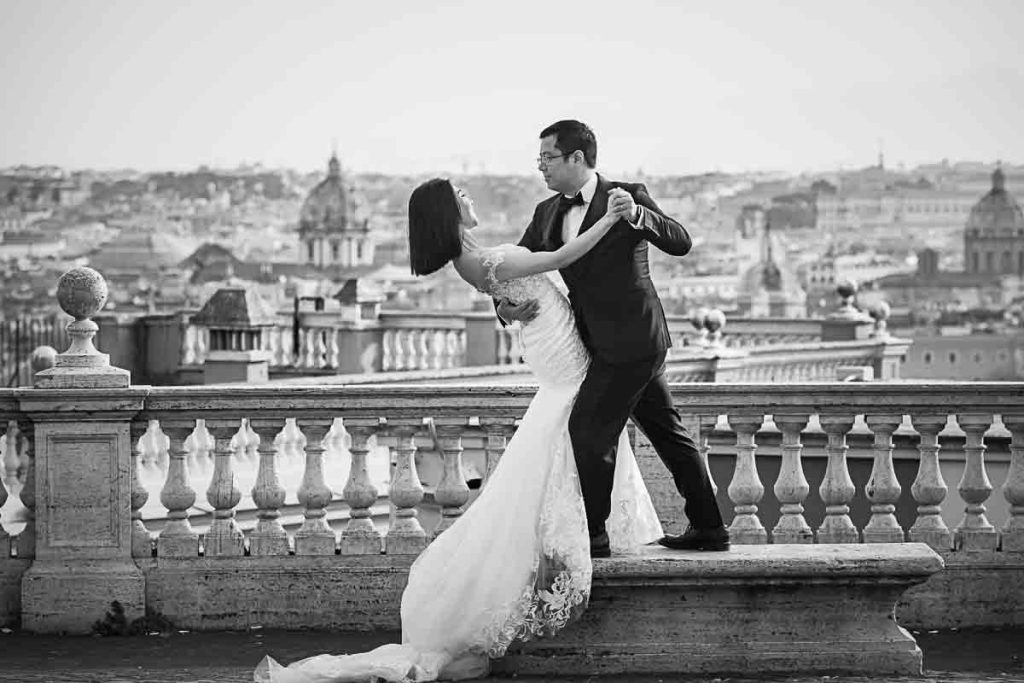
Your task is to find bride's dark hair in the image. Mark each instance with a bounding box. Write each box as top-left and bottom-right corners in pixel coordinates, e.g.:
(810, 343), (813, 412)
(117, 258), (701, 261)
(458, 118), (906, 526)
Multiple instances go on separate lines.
(408, 178), (463, 276)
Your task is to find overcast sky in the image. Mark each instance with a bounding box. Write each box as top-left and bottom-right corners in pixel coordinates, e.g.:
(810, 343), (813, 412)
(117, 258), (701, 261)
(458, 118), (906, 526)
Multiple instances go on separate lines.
(1, 0), (1021, 175)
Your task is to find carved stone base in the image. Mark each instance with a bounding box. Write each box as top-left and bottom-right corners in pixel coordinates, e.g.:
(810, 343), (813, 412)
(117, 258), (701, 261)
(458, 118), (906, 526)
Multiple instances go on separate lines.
(21, 560), (145, 634)
(494, 544), (943, 678)
(34, 365), (130, 389)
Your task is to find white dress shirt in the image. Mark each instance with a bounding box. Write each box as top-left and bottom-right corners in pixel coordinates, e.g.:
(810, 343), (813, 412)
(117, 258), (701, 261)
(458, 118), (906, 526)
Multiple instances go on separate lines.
(560, 174), (599, 245)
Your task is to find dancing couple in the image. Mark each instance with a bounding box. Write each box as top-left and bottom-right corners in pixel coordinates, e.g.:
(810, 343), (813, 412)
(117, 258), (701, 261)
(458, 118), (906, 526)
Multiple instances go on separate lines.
(256, 119), (728, 683)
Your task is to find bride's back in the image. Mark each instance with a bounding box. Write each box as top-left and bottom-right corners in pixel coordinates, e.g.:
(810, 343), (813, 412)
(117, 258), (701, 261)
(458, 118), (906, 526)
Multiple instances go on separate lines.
(476, 245), (589, 388)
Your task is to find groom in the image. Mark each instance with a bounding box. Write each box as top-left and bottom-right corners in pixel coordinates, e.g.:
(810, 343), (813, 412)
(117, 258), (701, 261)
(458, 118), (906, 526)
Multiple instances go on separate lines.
(498, 119), (729, 557)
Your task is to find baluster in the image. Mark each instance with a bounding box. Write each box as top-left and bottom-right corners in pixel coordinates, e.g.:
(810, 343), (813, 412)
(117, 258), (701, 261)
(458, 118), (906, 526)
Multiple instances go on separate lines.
(420, 329), (433, 370)
(266, 327), (280, 367)
(817, 416), (859, 543)
(863, 414), (905, 542)
(302, 329), (316, 369)
(0, 427), (9, 557)
(280, 327), (294, 367)
(249, 418), (289, 556)
(158, 422), (200, 557)
(295, 419), (336, 555)
(16, 423), (35, 558)
(481, 419), (514, 486)
(955, 413), (998, 550)
(313, 328), (328, 369)
(509, 328), (525, 364)
(129, 421), (152, 558)
(196, 327), (209, 364)
(909, 415), (952, 551)
(445, 330), (459, 369)
(497, 327), (510, 365)
(1002, 415), (1024, 552)
(181, 325), (196, 365)
(386, 422), (427, 554)
(327, 328), (340, 369)
(406, 330), (421, 370)
(726, 415), (767, 544)
(772, 415), (813, 543)
(205, 420), (246, 556)
(433, 420), (470, 537)
(427, 330), (441, 370)
(382, 330), (395, 371)
(340, 419), (383, 555)
(395, 330), (408, 370)
(697, 414), (719, 496)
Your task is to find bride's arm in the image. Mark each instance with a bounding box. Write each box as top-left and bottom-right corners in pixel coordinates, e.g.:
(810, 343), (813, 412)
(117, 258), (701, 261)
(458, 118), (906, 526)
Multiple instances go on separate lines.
(491, 211), (619, 282)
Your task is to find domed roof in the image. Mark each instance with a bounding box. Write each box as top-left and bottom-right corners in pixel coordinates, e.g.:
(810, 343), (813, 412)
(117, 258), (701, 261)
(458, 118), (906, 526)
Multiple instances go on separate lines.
(298, 153), (364, 236)
(966, 168), (1024, 235)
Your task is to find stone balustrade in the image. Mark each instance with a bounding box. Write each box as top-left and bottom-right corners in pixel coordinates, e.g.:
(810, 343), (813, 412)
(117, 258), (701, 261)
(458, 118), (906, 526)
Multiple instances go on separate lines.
(2, 380), (1022, 630)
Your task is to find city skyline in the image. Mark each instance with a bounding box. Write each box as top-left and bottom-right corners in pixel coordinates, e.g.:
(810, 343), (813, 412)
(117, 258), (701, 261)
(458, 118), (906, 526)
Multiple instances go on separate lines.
(1, 0), (1022, 176)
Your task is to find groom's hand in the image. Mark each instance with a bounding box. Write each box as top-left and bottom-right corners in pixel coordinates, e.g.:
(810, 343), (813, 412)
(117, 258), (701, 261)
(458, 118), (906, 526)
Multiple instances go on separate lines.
(497, 298), (539, 324)
(608, 188), (640, 223)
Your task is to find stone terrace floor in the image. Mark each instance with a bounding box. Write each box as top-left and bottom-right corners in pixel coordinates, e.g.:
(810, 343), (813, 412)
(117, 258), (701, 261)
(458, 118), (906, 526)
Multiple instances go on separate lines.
(0, 627), (1021, 683)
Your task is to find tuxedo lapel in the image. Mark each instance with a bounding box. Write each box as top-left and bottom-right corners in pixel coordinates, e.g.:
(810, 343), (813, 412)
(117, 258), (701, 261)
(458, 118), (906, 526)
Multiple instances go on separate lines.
(576, 174), (611, 238)
(541, 195), (563, 250)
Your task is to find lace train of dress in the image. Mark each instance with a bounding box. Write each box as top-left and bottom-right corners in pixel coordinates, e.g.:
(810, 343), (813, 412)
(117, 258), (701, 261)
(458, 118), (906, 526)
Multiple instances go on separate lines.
(255, 246), (664, 682)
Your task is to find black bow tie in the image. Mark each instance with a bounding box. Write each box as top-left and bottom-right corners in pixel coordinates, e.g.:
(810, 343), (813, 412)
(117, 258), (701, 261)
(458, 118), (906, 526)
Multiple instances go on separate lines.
(559, 193), (585, 210)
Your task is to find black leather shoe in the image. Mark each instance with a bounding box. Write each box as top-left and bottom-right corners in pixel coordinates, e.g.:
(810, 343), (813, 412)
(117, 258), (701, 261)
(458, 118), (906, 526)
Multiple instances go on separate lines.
(590, 531), (611, 558)
(657, 525), (730, 551)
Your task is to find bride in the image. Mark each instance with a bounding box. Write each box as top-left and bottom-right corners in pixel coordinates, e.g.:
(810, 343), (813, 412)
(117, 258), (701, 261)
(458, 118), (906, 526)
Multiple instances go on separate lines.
(255, 178), (663, 683)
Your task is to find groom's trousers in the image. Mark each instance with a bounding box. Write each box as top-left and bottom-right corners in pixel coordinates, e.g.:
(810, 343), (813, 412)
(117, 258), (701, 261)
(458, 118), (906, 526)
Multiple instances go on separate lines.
(569, 350), (724, 539)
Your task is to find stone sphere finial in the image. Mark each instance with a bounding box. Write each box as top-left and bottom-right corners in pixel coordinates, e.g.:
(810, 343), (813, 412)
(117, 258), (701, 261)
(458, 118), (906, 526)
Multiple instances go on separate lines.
(30, 345), (58, 372)
(690, 306), (710, 331)
(869, 300), (891, 322)
(56, 266), (108, 321)
(704, 309), (726, 334)
(704, 309), (726, 347)
(836, 278), (858, 301)
(869, 301), (891, 339)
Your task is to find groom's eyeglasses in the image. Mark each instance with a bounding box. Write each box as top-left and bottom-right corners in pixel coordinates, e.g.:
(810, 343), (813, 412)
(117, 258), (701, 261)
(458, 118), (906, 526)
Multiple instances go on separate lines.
(536, 152), (570, 167)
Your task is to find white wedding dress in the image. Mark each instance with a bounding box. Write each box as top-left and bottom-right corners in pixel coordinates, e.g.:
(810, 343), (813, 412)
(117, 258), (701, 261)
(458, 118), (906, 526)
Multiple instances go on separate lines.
(255, 246), (663, 683)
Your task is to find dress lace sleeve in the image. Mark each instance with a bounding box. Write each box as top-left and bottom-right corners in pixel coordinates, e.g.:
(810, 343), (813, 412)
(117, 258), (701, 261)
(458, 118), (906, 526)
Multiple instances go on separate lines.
(479, 247), (506, 295)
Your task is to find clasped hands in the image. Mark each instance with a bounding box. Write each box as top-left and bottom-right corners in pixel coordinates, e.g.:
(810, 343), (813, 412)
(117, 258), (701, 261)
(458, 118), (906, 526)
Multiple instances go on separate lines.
(498, 189), (637, 325)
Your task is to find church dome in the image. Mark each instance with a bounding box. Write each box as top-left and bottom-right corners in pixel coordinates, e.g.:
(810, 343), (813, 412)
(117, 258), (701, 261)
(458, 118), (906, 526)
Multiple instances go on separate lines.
(966, 168), (1024, 236)
(298, 153), (364, 236)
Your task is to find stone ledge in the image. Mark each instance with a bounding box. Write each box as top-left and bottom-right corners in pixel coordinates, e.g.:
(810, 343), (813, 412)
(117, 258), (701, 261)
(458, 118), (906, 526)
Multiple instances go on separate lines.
(495, 543), (943, 678)
(143, 556), (414, 631)
(592, 543), (943, 579)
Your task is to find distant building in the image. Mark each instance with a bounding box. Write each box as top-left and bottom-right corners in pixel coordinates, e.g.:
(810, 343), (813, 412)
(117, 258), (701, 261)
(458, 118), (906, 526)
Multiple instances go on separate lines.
(735, 220), (806, 317)
(297, 153), (375, 270)
(873, 169), (1024, 317)
(964, 168), (1024, 276)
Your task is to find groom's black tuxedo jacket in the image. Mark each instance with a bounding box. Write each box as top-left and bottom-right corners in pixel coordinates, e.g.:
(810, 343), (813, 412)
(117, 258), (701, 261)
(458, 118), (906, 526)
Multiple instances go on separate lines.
(516, 174), (691, 363)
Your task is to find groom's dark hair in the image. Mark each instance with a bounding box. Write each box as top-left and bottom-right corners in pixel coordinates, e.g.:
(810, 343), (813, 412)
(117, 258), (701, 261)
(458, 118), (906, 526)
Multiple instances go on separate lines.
(408, 178), (463, 276)
(540, 120), (597, 169)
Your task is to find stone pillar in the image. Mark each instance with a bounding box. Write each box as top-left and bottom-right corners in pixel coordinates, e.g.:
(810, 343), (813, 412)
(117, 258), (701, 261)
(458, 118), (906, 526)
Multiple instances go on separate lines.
(821, 280), (874, 341)
(18, 266), (147, 634)
(464, 312), (499, 366)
